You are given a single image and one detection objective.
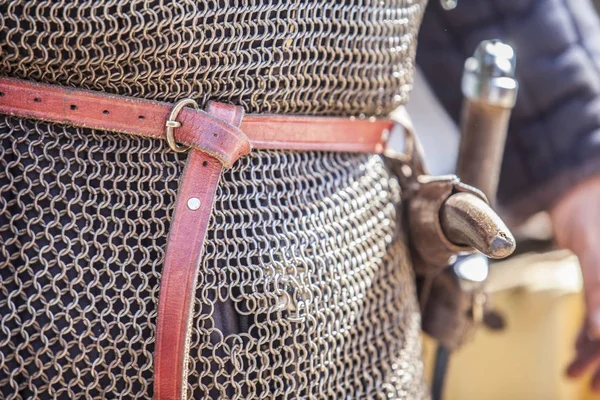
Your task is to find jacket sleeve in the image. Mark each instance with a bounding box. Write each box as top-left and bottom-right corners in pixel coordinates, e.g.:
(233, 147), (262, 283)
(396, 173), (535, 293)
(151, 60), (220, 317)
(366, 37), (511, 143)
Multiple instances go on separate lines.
(416, 0), (600, 223)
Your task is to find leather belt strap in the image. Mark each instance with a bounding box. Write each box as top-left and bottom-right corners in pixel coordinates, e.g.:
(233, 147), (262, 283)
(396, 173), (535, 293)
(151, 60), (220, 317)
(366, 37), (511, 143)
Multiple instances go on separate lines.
(0, 77), (393, 160)
(154, 103), (243, 400)
(0, 77), (398, 400)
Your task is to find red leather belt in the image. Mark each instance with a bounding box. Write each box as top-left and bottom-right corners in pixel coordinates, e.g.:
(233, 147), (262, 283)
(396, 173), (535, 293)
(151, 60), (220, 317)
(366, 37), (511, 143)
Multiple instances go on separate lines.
(0, 77), (392, 165)
(0, 77), (398, 400)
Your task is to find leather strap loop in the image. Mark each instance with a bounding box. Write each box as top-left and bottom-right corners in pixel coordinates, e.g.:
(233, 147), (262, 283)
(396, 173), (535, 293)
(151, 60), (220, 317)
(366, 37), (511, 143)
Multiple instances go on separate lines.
(176, 106), (250, 168)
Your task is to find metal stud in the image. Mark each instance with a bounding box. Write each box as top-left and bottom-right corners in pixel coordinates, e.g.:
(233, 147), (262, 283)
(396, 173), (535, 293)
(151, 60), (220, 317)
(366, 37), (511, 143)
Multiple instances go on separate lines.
(441, 0), (457, 10)
(187, 197), (201, 210)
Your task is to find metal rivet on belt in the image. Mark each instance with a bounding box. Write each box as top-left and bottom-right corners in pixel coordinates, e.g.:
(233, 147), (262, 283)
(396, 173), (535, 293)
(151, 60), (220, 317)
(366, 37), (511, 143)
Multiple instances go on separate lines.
(187, 197), (201, 210)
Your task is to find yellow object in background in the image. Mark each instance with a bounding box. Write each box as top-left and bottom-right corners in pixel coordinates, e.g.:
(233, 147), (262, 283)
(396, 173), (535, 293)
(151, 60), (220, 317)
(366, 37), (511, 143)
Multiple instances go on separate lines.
(423, 251), (597, 400)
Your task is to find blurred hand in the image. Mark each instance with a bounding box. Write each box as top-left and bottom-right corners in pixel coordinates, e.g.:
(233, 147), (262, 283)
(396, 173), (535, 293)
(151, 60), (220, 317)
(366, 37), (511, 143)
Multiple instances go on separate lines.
(551, 175), (600, 390)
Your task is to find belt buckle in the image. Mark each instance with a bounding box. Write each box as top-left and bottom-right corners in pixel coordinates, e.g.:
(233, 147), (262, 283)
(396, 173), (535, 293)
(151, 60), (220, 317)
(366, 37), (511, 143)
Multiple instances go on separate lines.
(165, 98), (199, 153)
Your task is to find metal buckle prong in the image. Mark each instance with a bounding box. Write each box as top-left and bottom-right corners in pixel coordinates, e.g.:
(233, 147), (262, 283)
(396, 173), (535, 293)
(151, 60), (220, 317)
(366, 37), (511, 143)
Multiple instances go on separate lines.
(165, 98), (199, 153)
(165, 120), (182, 129)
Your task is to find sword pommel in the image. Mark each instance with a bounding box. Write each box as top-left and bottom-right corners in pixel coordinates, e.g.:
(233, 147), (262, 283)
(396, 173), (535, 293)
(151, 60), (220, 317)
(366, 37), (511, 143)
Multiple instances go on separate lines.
(462, 40), (518, 108)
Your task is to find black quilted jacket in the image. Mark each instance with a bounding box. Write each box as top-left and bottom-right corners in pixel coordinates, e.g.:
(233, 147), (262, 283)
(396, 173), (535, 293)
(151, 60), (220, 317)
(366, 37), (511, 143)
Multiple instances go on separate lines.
(418, 0), (600, 222)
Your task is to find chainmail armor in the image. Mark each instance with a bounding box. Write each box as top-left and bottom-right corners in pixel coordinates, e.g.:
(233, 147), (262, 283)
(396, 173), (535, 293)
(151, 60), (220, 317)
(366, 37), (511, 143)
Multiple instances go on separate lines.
(0, 0), (428, 398)
(1, 0), (424, 116)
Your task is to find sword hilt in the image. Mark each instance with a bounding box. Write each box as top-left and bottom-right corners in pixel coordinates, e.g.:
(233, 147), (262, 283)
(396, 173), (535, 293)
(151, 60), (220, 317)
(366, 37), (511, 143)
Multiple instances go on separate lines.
(457, 40), (519, 204)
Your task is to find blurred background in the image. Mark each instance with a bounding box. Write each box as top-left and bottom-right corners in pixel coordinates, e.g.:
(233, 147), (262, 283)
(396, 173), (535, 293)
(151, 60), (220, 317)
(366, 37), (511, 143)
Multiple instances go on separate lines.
(421, 247), (586, 400)
(403, 3), (600, 398)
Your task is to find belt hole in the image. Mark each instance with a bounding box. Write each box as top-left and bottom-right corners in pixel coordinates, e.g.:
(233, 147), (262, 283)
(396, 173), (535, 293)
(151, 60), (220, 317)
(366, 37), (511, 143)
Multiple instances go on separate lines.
(0, 92), (4, 97)
(70, 104), (78, 110)
(103, 110), (110, 115)
(213, 133), (218, 137)
(138, 115), (145, 120)
(34, 97), (41, 103)
(202, 161), (208, 167)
